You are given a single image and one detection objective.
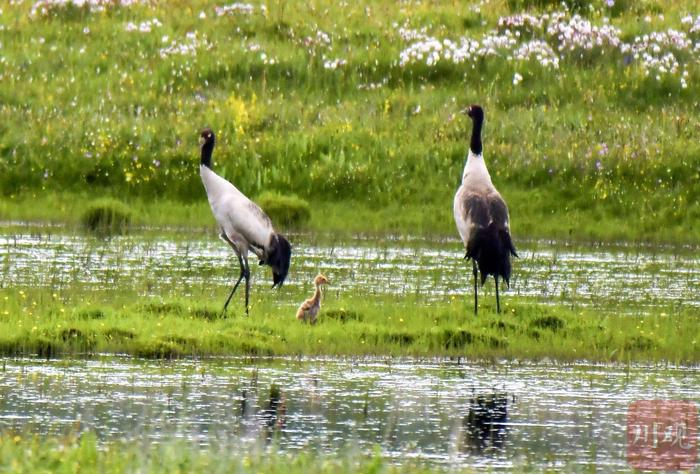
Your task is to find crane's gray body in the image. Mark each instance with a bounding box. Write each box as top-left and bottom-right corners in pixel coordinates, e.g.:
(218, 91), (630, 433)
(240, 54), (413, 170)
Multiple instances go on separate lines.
(453, 106), (516, 314)
(200, 164), (274, 261)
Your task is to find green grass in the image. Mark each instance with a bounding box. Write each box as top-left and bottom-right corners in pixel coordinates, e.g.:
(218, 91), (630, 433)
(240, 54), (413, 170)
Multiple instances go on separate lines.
(0, 432), (429, 474)
(0, 1), (699, 242)
(1, 189), (699, 243)
(80, 197), (133, 233)
(1, 287), (698, 364)
(256, 191), (311, 228)
(1, 431), (611, 473)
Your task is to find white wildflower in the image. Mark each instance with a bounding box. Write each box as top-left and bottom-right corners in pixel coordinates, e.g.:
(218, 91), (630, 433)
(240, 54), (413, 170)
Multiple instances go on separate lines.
(215, 3), (258, 16)
(125, 18), (161, 34)
(159, 31), (212, 58)
(30, 0), (149, 16)
(323, 58), (347, 70)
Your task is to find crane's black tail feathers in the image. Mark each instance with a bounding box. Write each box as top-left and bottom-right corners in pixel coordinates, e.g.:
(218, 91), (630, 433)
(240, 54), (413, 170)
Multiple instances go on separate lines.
(267, 233), (292, 288)
(466, 223), (517, 286)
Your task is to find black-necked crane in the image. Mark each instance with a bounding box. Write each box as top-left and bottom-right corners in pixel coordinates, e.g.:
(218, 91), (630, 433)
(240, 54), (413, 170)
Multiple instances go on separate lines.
(199, 128), (292, 316)
(296, 273), (330, 324)
(453, 105), (517, 315)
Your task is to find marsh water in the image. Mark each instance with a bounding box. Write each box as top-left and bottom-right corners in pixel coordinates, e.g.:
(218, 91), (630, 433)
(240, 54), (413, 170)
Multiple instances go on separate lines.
(2, 226), (700, 470)
(0, 357), (699, 470)
(2, 227), (699, 309)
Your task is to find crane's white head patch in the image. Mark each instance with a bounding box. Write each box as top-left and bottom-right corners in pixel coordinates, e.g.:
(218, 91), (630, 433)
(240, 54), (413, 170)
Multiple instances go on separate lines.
(200, 128), (215, 146)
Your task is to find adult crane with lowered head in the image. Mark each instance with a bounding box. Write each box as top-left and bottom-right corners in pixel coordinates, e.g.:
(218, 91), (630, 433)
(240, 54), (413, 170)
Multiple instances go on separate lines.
(199, 128), (292, 316)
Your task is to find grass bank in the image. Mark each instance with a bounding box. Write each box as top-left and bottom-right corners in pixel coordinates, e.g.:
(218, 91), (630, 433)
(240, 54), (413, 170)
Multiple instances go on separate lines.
(1, 431), (604, 473)
(0, 432), (428, 474)
(1, 1), (699, 243)
(1, 288), (698, 364)
(2, 190), (699, 243)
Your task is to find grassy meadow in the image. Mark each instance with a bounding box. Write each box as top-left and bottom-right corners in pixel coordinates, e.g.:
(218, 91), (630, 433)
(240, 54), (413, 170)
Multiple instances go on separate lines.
(0, 0), (698, 241)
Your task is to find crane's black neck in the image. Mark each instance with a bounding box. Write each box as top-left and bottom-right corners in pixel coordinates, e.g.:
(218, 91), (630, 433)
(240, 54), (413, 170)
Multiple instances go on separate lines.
(200, 141), (214, 168)
(470, 117), (483, 156)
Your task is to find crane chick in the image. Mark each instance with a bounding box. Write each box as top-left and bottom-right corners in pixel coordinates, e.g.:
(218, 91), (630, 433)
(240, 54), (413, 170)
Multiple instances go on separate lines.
(296, 273), (330, 324)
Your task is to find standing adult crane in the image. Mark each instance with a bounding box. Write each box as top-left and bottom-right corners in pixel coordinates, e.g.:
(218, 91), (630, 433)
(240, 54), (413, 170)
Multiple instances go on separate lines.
(453, 105), (517, 314)
(199, 128), (291, 316)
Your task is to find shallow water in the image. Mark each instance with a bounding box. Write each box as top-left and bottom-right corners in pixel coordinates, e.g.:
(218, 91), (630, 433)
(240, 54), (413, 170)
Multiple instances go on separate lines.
(0, 357), (698, 470)
(1, 229), (699, 309)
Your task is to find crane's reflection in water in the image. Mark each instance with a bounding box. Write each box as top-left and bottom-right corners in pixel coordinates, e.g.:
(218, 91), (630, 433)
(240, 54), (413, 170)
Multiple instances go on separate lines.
(462, 392), (511, 454)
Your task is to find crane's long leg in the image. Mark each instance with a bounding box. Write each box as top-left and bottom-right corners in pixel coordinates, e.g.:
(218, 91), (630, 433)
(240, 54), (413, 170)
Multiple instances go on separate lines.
(222, 253), (246, 317)
(242, 255), (250, 316)
(495, 275), (500, 314)
(472, 259), (478, 316)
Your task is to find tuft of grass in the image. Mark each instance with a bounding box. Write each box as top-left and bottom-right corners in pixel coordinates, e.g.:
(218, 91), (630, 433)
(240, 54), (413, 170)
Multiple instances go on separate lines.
(75, 309), (105, 320)
(530, 315), (565, 332)
(256, 192), (312, 228)
(142, 302), (184, 316)
(103, 327), (136, 341)
(134, 339), (183, 359)
(80, 198), (133, 234)
(324, 309), (364, 322)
